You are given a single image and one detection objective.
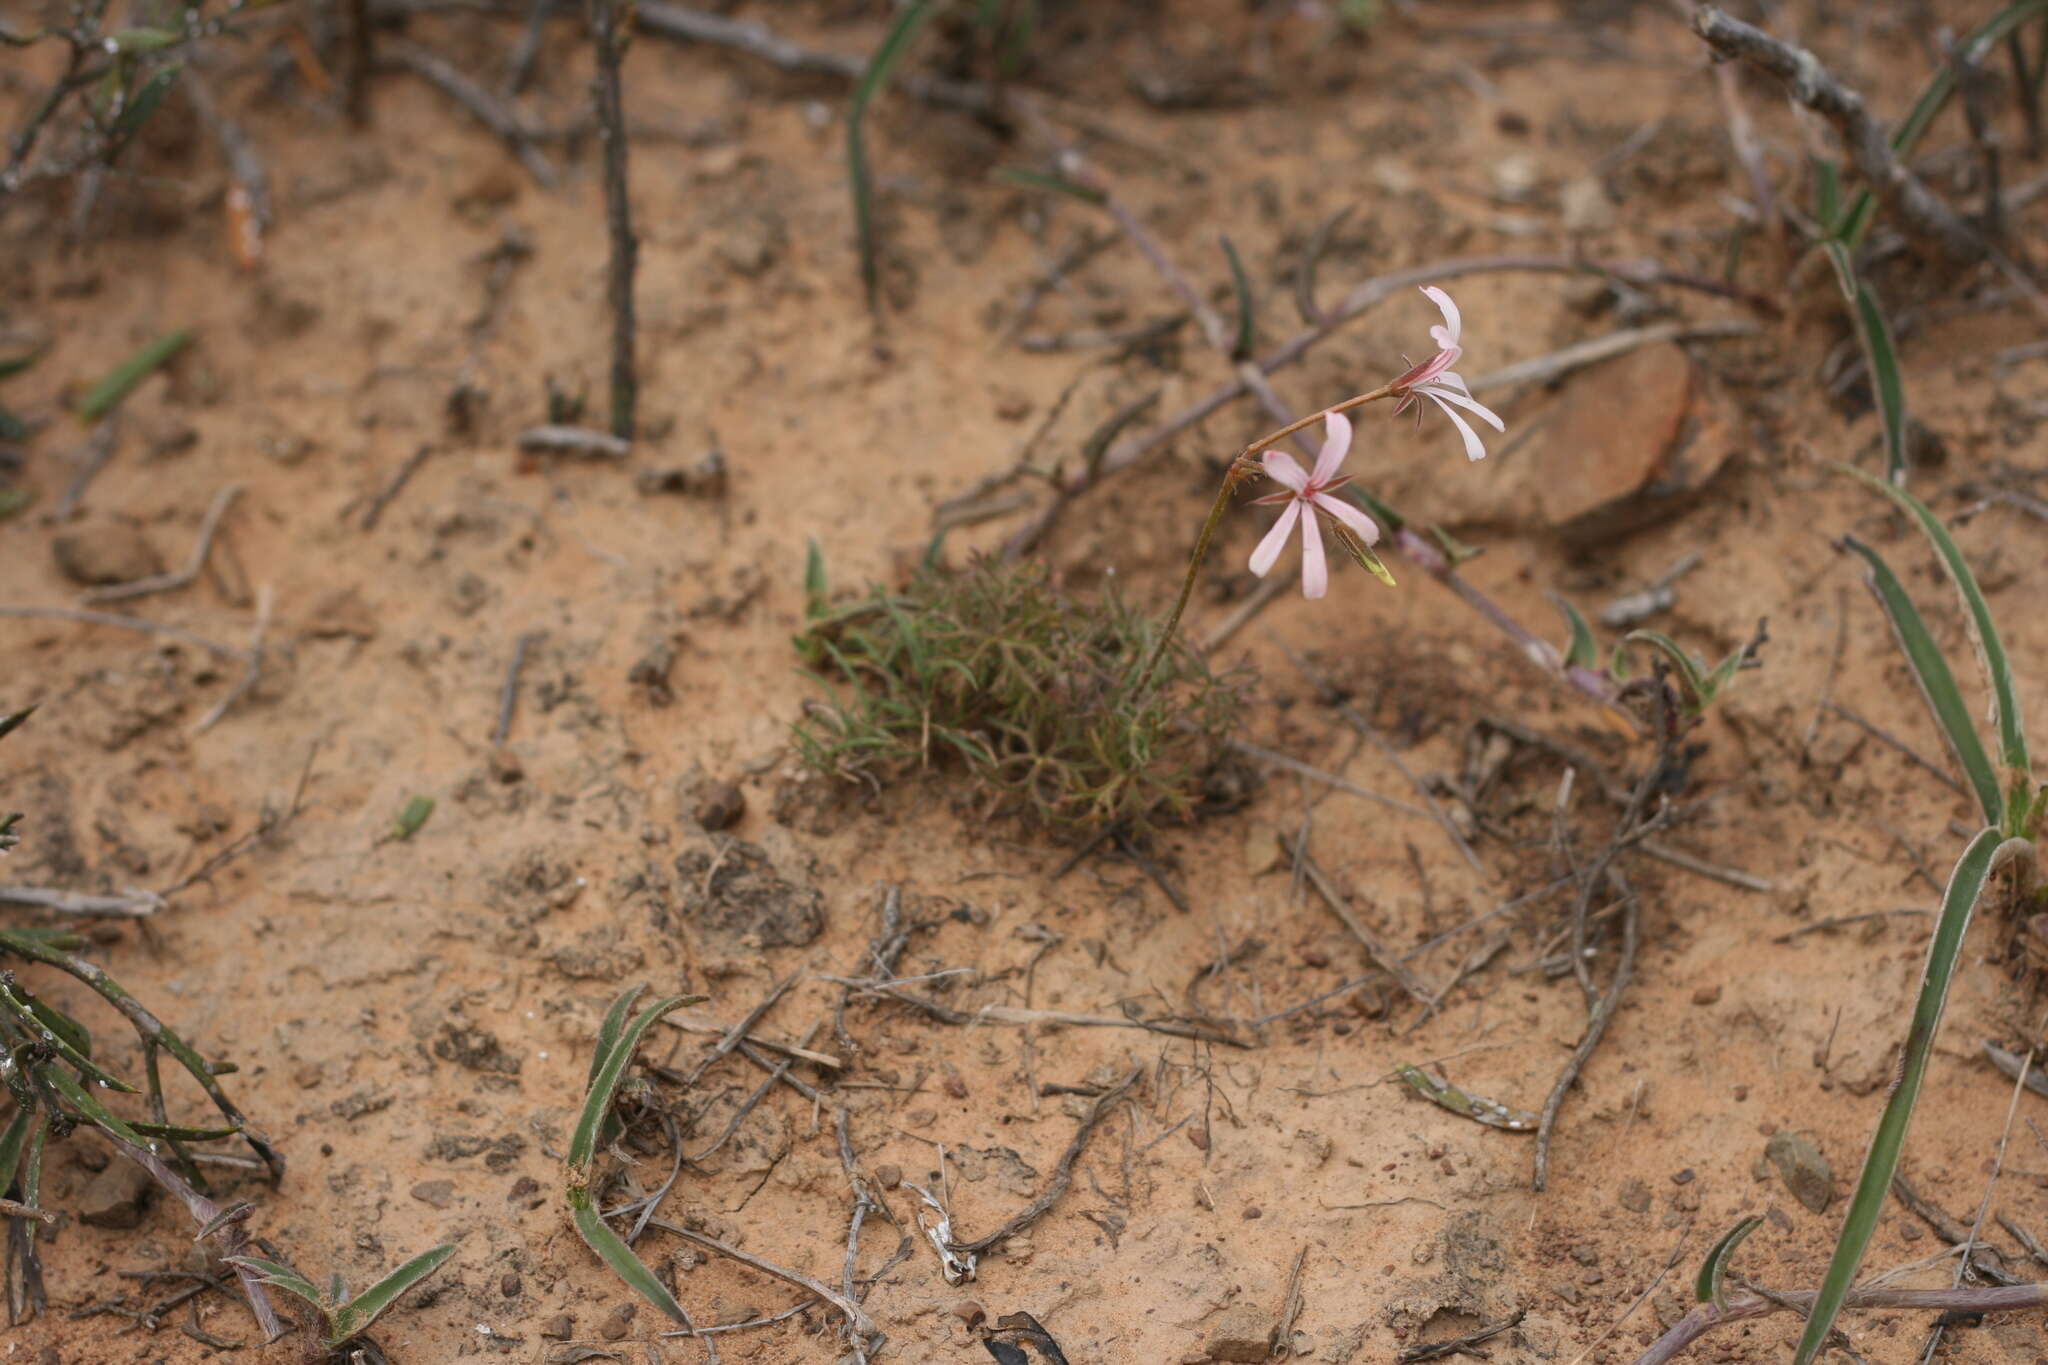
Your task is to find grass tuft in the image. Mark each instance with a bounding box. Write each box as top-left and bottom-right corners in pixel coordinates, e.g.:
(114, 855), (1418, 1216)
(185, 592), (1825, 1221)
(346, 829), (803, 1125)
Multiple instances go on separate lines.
(795, 556), (1247, 837)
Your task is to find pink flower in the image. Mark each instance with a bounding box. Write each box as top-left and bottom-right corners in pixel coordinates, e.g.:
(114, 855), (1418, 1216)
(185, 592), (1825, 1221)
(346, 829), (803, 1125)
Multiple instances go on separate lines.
(1389, 286), (1504, 461)
(1247, 411), (1380, 599)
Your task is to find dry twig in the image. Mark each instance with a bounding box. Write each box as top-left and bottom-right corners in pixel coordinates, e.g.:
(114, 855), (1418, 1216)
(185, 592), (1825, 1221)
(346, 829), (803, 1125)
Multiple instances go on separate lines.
(1690, 6), (1984, 263)
(85, 486), (242, 605)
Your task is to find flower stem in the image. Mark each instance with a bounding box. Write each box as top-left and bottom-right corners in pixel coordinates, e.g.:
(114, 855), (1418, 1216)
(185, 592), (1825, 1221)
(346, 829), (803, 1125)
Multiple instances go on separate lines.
(1129, 383), (1397, 696)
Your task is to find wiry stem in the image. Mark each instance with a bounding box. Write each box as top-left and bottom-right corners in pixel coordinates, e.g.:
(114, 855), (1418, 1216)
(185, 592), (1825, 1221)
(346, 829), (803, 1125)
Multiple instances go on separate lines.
(1129, 383), (1396, 695)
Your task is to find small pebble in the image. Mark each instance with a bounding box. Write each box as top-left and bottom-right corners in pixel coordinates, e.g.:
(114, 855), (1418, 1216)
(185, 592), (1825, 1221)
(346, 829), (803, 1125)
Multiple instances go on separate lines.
(874, 1163), (902, 1190)
(693, 780), (746, 831)
(1242, 1206), (1262, 1220)
(500, 1272), (521, 1298)
(1691, 985), (1722, 1006)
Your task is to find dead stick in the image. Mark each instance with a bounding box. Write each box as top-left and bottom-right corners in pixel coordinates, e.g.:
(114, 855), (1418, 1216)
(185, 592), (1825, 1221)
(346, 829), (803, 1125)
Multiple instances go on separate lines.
(1627, 1283), (2047, 1365)
(1297, 852), (1438, 1010)
(386, 40), (557, 187)
(590, 0), (638, 439)
(0, 605), (244, 661)
(84, 485), (242, 605)
(951, 1066), (1141, 1255)
(1690, 5), (1984, 264)
(359, 445), (434, 531)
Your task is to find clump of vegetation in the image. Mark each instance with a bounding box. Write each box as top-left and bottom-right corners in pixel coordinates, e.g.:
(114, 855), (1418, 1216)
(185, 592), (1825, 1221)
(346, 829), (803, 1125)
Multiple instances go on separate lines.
(794, 551), (1247, 836)
(0, 707), (451, 1350)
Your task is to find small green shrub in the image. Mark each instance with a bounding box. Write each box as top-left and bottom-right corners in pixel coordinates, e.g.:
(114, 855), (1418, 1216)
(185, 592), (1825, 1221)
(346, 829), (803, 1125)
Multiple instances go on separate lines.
(795, 553), (1246, 836)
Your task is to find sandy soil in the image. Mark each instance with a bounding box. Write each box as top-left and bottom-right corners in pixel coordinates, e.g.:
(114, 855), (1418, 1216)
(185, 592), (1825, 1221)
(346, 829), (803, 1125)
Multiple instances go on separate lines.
(4, 2), (2048, 1362)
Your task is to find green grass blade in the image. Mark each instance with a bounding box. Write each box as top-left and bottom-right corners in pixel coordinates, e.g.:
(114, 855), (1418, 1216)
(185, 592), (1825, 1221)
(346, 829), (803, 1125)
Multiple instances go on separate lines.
(9, 985), (107, 1084)
(0, 1103), (33, 1193)
(1835, 0), (2048, 244)
(803, 538), (829, 620)
(1839, 537), (2002, 825)
(40, 1066), (149, 1145)
(1624, 630), (1711, 711)
(569, 1189), (687, 1323)
(1794, 828), (2035, 1365)
(1694, 1214), (1764, 1310)
(78, 330), (190, 422)
(992, 166), (1104, 205)
(1220, 235), (1255, 360)
(113, 64), (180, 140)
(846, 0), (940, 313)
(586, 985), (646, 1092)
(128, 1119), (240, 1140)
(224, 1256), (325, 1308)
(1548, 594), (1598, 670)
(327, 1244), (455, 1345)
(1850, 280), (1907, 485)
(1842, 466), (2030, 807)
(566, 992), (698, 1182)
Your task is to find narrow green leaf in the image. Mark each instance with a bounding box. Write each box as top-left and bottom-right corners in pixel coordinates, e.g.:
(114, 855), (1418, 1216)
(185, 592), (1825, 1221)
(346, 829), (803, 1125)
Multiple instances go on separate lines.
(1795, 828), (2035, 1365)
(566, 992), (700, 1181)
(224, 1255), (326, 1309)
(1, 982), (135, 1093)
(193, 1200), (253, 1243)
(129, 1119), (240, 1141)
(0, 707), (34, 742)
(1220, 236), (1255, 361)
(113, 64), (181, 140)
(992, 166), (1104, 205)
(1841, 466), (2030, 807)
(78, 330), (190, 422)
(325, 1244), (456, 1345)
(1834, 0), (2048, 244)
(107, 26), (181, 52)
(1840, 537), (2001, 825)
(846, 0), (940, 313)
(587, 985), (646, 1093)
(570, 1190), (687, 1323)
(1694, 1215), (1764, 1308)
(391, 796), (434, 841)
(1811, 156), (1840, 229)
(40, 1066), (148, 1145)
(1850, 282), (1907, 485)
(0, 1104), (33, 1194)
(0, 345), (45, 381)
(1549, 594), (1599, 671)
(1624, 631), (1712, 711)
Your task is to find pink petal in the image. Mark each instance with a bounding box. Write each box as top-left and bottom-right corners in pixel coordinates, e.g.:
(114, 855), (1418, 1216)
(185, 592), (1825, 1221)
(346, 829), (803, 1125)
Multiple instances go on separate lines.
(1427, 391), (1489, 460)
(1311, 410), (1353, 484)
(1422, 381), (1505, 431)
(1419, 285), (1461, 351)
(1299, 508), (1328, 599)
(1248, 500), (1302, 578)
(1262, 450), (1309, 493)
(1311, 491), (1380, 545)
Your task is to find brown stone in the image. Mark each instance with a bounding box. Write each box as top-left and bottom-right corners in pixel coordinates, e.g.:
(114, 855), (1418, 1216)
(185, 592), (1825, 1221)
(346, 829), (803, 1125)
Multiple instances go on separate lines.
(1206, 1305), (1276, 1362)
(1765, 1131), (1834, 1213)
(304, 587), (378, 640)
(598, 1302), (637, 1340)
(692, 780), (745, 832)
(52, 520), (163, 587)
(77, 1160), (152, 1228)
(410, 1179), (455, 1209)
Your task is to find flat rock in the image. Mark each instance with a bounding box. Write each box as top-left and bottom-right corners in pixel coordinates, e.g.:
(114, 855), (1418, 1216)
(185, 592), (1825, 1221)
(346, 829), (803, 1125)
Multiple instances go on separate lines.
(1765, 1131), (1833, 1213)
(77, 1159), (152, 1228)
(1420, 343), (1736, 548)
(1206, 1304), (1275, 1362)
(52, 520), (163, 586)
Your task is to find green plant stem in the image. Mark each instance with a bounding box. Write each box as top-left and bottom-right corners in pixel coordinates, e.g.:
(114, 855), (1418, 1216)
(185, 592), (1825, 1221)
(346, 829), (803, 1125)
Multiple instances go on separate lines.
(1129, 382), (1394, 696)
